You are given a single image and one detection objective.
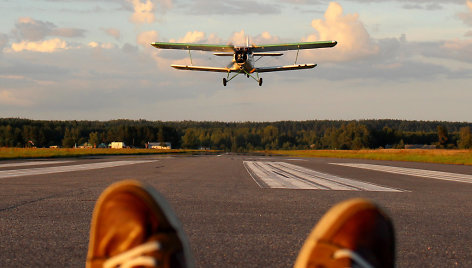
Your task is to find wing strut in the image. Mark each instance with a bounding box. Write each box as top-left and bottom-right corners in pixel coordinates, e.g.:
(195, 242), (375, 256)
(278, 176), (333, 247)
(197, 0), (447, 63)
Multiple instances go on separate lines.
(187, 47), (193, 65)
(294, 45), (300, 65)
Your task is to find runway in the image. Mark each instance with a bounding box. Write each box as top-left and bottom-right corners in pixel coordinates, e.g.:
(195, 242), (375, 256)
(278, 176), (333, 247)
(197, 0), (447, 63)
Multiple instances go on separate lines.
(1, 154), (471, 267)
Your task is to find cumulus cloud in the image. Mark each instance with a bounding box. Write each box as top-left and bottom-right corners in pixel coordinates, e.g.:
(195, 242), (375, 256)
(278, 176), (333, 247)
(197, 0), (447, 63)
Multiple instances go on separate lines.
(227, 30), (280, 46)
(88, 41), (116, 49)
(137, 30), (159, 47)
(457, 0), (472, 25)
(440, 39), (472, 62)
(303, 2), (378, 61)
(254, 31), (280, 44)
(102, 28), (121, 40)
(166, 31), (222, 44)
(12, 17), (85, 41)
(228, 30), (250, 46)
(10, 38), (68, 53)
(170, 31), (205, 43)
(128, 0), (156, 24)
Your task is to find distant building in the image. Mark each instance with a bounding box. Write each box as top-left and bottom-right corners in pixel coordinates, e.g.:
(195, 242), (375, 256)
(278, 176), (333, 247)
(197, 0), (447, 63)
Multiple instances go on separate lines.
(147, 142), (171, 149)
(97, 143), (108, 148)
(79, 142), (93, 149)
(110, 142), (126, 149)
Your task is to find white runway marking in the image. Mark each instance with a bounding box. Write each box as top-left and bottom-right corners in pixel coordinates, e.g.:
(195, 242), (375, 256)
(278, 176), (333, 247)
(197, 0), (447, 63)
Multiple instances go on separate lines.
(331, 163), (472, 184)
(0, 160), (73, 168)
(285, 159), (308, 161)
(0, 160), (157, 179)
(244, 161), (402, 192)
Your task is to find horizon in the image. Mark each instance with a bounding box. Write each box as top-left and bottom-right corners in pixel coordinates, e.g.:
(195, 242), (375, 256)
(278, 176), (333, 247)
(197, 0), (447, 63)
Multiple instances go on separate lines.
(2, 117), (472, 124)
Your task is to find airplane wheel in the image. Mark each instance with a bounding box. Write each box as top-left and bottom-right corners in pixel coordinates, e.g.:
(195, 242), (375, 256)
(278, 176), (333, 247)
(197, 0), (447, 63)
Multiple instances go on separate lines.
(247, 74), (249, 78)
(223, 78), (227, 86)
(258, 78), (263, 86)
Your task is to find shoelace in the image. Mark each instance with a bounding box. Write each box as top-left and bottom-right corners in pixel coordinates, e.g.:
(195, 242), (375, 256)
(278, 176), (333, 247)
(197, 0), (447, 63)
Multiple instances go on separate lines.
(103, 241), (161, 268)
(334, 249), (374, 268)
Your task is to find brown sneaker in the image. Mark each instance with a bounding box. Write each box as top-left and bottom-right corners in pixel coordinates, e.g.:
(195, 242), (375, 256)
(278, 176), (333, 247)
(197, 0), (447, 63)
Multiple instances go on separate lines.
(294, 198), (395, 268)
(86, 180), (193, 268)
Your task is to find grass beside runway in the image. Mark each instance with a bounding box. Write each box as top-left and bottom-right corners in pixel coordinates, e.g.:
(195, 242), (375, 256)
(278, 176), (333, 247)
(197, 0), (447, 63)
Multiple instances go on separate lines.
(0, 148), (220, 160)
(263, 149), (472, 166)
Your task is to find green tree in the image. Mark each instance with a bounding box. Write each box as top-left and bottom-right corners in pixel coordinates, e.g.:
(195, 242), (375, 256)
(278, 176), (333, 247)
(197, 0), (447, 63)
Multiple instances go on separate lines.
(262, 125), (278, 149)
(437, 125), (448, 148)
(182, 128), (200, 149)
(458, 127), (472, 149)
(89, 132), (99, 147)
(62, 128), (75, 148)
(157, 126), (165, 146)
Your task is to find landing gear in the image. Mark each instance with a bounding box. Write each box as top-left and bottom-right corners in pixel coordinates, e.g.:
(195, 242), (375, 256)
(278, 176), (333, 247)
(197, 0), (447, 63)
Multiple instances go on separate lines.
(222, 71), (262, 86)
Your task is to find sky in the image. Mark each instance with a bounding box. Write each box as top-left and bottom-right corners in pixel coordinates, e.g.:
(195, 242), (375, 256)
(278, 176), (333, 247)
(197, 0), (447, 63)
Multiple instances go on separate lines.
(0, 0), (471, 122)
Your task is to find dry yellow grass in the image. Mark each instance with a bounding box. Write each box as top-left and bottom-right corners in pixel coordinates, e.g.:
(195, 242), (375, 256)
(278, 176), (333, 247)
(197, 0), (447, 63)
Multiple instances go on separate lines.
(263, 149), (472, 166)
(0, 148), (216, 160)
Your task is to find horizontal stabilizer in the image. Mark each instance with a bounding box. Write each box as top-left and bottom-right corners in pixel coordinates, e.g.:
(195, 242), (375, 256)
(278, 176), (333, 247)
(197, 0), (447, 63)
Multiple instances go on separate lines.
(171, 64), (236, 73)
(255, 64), (317, 73)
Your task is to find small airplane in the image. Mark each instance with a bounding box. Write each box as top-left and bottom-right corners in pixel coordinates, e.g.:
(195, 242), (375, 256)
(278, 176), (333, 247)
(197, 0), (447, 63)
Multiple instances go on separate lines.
(151, 38), (337, 86)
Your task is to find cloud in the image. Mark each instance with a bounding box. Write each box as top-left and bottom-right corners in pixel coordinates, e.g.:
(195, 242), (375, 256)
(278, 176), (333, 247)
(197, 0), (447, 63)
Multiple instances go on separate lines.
(402, 3), (442, 10)
(184, 0), (280, 15)
(137, 30), (159, 47)
(229, 30), (248, 46)
(440, 39), (472, 62)
(457, 0), (472, 25)
(12, 17), (85, 41)
(303, 2), (378, 62)
(170, 31), (205, 43)
(345, 0), (462, 5)
(227, 30), (279, 46)
(102, 28), (121, 40)
(10, 38), (68, 53)
(128, 0), (156, 24)
(52, 28), (86, 38)
(166, 31), (222, 44)
(0, 33), (8, 51)
(254, 31), (280, 44)
(0, 90), (32, 107)
(88, 41), (116, 49)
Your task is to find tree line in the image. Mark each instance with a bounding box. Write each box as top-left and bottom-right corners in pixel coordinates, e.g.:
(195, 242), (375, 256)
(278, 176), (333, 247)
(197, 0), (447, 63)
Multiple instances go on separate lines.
(0, 118), (471, 150)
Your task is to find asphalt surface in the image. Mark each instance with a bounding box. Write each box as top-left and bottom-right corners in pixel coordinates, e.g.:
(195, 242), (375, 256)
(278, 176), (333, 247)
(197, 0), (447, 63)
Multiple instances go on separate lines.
(0, 154), (471, 267)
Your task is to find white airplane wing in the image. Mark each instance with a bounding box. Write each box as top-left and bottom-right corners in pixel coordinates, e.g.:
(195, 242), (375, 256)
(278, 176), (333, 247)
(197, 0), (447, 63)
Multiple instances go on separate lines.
(251, 41), (337, 52)
(151, 42), (234, 52)
(171, 65), (237, 73)
(255, 64), (317, 73)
